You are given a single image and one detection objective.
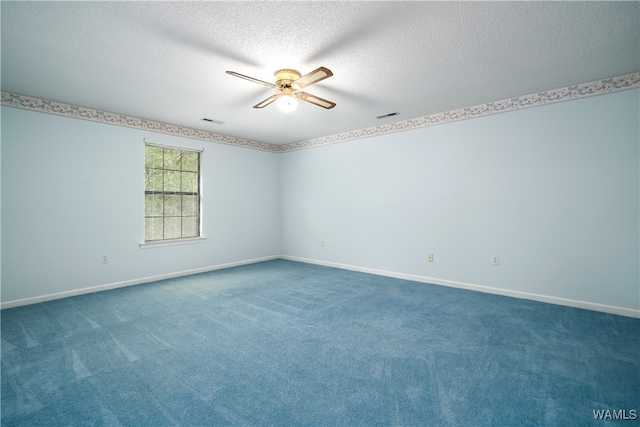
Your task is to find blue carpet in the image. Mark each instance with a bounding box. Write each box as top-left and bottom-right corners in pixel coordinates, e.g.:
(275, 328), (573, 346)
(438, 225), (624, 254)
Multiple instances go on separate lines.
(1, 259), (638, 426)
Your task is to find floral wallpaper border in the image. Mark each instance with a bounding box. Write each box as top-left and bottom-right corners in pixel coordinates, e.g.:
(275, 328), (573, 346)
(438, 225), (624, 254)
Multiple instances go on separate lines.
(0, 92), (277, 153)
(278, 71), (640, 153)
(2, 71), (639, 154)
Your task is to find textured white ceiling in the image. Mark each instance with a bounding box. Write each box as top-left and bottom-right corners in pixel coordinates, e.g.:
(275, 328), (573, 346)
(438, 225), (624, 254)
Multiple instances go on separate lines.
(2, 1), (639, 146)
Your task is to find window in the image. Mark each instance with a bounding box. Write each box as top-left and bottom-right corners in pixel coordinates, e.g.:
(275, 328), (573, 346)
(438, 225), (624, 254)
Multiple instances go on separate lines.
(144, 143), (201, 242)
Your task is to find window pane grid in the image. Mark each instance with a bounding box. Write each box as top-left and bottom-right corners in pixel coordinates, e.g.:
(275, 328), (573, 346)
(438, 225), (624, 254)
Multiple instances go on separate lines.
(144, 145), (201, 242)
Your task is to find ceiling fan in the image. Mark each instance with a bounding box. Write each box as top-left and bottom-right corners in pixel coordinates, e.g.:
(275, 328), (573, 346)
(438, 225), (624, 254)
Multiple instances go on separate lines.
(226, 67), (336, 111)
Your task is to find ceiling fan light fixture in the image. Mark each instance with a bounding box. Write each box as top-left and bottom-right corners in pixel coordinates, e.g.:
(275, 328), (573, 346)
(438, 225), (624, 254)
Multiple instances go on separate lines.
(227, 66), (335, 110)
(276, 94), (298, 112)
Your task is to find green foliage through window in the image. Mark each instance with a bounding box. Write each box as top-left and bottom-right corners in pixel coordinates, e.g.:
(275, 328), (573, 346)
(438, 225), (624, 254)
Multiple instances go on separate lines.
(144, 144), (201, 241)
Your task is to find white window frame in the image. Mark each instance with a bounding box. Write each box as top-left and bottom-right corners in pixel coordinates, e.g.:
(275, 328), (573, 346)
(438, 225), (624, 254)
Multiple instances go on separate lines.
(140, 141), (205, 248)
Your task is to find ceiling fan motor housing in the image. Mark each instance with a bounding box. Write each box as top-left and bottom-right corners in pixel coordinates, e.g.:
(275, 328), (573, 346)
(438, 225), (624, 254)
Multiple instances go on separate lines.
(275, 69), (301, 89)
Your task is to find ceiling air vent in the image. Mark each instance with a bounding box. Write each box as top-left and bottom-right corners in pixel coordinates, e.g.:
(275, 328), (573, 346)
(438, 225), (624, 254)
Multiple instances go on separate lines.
(202, 118), (225, 125)
(376, 112), (400, 119)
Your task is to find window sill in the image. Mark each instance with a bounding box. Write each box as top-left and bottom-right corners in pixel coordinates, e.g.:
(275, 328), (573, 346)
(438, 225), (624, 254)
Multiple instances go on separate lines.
(140, 237), (206, 249)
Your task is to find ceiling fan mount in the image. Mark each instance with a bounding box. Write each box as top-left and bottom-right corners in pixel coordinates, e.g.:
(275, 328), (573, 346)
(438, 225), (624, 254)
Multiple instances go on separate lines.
(274, 69), (301, 89)
(226, 66), (336, 110)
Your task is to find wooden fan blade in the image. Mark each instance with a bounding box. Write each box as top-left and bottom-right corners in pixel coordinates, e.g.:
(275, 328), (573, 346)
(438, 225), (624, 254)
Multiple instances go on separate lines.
(294, 92), (336, 109)
(226, 71), (277, 89)
(253, 94), (280, 108)
(294, 67), (333, 89)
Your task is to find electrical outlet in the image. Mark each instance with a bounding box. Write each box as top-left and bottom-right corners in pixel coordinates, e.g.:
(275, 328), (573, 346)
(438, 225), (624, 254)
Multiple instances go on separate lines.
(492, 255), (500, 266)
(101, 254), (109, 264)
(427, 253), (434, 262)
(320, 240), (324, 247)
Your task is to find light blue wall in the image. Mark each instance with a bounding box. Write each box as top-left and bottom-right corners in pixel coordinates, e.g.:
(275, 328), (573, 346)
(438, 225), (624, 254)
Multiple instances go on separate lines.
(1, 107), (280, 303)
(280, 89), (640, 311)
(2, 89), (639, 311)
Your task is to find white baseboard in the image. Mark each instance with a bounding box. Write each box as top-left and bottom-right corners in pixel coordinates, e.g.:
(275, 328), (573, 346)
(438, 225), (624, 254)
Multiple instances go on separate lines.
(280, 255), (640, 319)
(0, 255), (279, 310)
(3, 254), (638, 318)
